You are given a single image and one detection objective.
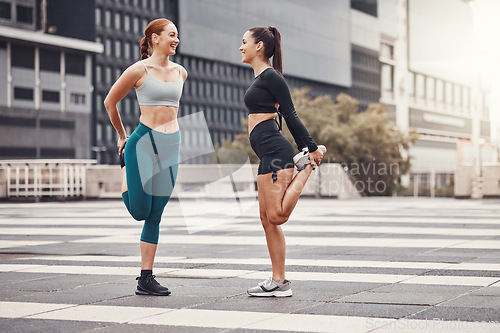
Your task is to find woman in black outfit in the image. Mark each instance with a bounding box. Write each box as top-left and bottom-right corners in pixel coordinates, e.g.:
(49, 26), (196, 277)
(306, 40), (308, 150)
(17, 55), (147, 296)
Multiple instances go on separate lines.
(240, 26), (326, 297)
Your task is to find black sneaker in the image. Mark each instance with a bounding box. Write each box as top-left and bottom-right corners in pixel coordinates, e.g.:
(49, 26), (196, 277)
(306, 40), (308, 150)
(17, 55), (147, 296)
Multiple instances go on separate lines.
(135, 275), (171, 296)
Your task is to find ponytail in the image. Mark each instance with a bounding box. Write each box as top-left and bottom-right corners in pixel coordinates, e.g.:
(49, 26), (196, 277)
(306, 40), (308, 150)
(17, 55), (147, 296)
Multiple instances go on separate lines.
(248, 26), (283, 75)
(268, 26), (282, 75)
(140, 37), (149, 60)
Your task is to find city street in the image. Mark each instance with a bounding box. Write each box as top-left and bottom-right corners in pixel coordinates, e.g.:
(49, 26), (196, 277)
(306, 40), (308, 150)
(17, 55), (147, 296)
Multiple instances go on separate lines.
(1, 197), (500, 332)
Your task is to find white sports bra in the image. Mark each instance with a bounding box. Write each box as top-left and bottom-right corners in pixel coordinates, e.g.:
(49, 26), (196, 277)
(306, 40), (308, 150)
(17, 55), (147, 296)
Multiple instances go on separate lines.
(135, 61), (184, 107)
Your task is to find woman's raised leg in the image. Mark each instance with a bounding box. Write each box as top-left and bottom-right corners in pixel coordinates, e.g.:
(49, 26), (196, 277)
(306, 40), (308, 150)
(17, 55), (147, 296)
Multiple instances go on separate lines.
(259, 165), (313, 225)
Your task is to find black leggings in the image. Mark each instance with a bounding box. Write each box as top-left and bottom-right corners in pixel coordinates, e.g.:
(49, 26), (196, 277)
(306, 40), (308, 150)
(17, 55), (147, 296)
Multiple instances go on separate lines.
(249, 119), (294, 180)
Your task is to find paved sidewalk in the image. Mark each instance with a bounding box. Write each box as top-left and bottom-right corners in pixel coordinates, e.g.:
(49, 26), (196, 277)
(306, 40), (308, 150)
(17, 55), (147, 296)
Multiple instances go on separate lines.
(0, 197), (500, 332)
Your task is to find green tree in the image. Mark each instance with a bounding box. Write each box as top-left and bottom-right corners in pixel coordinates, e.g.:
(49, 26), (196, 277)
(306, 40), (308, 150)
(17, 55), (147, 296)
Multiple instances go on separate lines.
(218, 88), (418, 196)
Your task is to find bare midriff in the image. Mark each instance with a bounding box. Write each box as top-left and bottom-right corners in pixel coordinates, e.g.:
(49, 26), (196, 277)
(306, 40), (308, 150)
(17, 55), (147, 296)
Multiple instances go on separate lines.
(248, 113), (277, 135)
(139, 105), (179, 133)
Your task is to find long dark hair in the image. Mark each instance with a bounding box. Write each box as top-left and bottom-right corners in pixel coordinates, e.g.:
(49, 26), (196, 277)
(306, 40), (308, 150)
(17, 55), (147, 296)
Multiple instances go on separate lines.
(140, 18), (173, 60)
(248, 26), (283, 75)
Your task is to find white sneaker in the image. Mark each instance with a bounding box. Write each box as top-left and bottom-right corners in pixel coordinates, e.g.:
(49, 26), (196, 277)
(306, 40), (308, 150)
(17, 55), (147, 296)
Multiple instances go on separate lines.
(293, 145), (327, 171)
(247, 277), (292, 297)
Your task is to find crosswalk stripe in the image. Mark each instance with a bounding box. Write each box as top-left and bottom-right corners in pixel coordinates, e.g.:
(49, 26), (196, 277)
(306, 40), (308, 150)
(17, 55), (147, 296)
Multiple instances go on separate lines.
(2, 264), (499, 286)
(3, 215), (499, 225)
(291, 216), (500, 225)
(2, 224), (499, 237)
(0, 240), (61, 249)
(0, 300), (394, 332)
(70, 234), (500, 250)
(3, 235), (499, 250)
(1, 301), (499, 333)
(17, 255), (500, 272)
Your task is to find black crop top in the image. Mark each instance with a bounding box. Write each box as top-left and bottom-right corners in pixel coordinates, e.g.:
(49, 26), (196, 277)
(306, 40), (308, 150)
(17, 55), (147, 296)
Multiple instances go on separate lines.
(244, 68), (318, 153)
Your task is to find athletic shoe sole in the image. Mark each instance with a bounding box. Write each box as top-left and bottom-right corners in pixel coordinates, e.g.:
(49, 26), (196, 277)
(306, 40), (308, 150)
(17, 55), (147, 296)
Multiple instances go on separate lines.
(247, 289), (293, 297)
(135, 287), (171, 296)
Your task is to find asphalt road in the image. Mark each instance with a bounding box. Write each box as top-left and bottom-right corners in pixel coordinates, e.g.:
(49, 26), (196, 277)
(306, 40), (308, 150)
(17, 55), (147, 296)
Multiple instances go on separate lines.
(1, 197), (500, 332)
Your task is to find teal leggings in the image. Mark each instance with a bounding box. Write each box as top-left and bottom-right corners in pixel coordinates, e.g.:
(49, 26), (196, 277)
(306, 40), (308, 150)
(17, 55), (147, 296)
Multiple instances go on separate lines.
(121, 122), (180, 244)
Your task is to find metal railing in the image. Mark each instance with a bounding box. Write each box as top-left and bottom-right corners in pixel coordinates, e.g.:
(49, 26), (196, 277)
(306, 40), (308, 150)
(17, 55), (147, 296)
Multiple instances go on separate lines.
(0, 159), (96, 198)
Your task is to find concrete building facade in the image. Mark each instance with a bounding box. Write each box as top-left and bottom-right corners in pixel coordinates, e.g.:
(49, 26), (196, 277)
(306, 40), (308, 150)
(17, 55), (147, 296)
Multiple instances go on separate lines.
(0, 0), (102, 159)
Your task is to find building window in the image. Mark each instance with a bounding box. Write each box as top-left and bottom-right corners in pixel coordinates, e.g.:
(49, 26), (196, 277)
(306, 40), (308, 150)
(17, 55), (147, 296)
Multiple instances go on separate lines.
(66, 53), (85, 76)
(351, 0), (377, 17)
(96, 94), (103, 113)
(42, 90), (60, 103)
(14, 87), (34, 100)
(191, 80), (197, 96)
(381, 43), (393, 60)
(105, 67), (112, 84)
(219, 84), (225, 99)
(105, 10), (111, 28)
(95, 8), (101, 26)
(198, 81), (205, 97)
(123, 98), (130, 115)
(115, 40), (121, 57)
(124, 14), (130, 32)
(16, 5), (33, 24)
(40, 49), (60, 72)
(133, 16), (139, 34)
(70, 93), (86, 105)
(205, 82), (211, 98)
(96, 123), (102, 141)
(106, 124), (113, 142)
(124, 42), (130, 59)
(105, 38), (112, 56)
(0, 2), (11, 19)
(96, 65), (102, 82)
(12, 45), (34, 68)
(114, 12), (121, 30)
(381, 64), (393, 92)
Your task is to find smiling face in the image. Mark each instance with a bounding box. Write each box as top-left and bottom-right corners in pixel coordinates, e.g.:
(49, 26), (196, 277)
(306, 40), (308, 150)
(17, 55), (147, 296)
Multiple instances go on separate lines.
(151, 23), (179, 56)
(239, 30), (263, 64)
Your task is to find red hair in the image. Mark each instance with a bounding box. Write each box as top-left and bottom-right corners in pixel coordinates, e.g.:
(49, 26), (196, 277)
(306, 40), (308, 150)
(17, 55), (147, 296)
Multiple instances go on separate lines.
(140, 18), (173, 60)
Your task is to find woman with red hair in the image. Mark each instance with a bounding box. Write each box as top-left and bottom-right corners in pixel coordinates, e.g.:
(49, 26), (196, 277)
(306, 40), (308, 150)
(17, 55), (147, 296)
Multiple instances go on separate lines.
(104, 18), (187, 296)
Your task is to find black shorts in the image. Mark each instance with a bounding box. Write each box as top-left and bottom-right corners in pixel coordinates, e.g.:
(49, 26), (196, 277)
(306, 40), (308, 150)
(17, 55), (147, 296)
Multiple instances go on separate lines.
(249, 119), (294, 176)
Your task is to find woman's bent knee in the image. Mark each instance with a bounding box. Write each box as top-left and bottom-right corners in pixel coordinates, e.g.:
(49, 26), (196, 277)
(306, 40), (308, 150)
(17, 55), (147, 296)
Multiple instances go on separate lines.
(267, 211), (289, 225)
(129, 205), (150, 221)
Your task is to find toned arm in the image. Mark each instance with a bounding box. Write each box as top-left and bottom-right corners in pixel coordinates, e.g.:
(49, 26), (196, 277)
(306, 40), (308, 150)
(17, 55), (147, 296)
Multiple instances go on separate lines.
(103, 63), (144, 140)
(265, 70), (318, 153)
